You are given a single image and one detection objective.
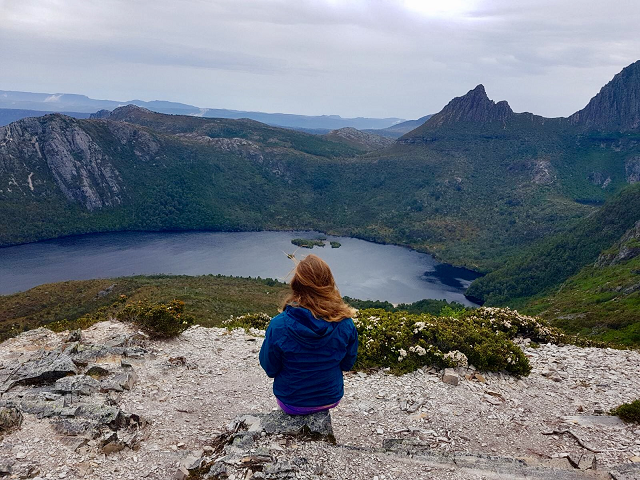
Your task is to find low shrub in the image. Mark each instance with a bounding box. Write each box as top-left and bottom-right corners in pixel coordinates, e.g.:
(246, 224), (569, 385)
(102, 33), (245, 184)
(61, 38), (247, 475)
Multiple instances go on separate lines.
(223, 312), (272, 332)
(354, 308), (532, 377)
(118, 299), (194, 338)
(610, 399), (640, 423)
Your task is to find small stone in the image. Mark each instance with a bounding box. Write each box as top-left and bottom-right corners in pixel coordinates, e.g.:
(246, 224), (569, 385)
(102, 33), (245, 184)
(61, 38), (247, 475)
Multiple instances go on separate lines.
(67, 330), (82, 343)
(0, 462), (13, 477)
(54, 375), (100, 396)
(15, 452), (26, 459)
(85, 366), (110, 378)
(100, 371), (137, 392)
(174, 466), (189, 480)
(630, 456), (640, 463)
(442, 368), (459, 386)
(376, 428), (384, 435)
(474, 373), (486, 383)
(102, 441), (125, 455)
(0, 406), (23, 432)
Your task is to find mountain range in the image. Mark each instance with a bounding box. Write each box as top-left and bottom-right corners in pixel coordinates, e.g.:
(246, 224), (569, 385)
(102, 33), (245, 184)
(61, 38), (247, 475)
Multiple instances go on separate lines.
(1, 60), (640, 342)
(0, 90), (405, 131)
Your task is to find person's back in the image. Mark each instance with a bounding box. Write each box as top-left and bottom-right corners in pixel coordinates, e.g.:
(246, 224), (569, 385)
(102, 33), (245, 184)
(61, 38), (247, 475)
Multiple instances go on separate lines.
(259, 254), (358, 414)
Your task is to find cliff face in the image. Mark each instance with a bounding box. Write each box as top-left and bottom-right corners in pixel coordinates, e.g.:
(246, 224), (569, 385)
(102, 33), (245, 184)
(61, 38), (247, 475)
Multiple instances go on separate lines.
(0, 115), (124, 211)
(568, 60), (640, 131)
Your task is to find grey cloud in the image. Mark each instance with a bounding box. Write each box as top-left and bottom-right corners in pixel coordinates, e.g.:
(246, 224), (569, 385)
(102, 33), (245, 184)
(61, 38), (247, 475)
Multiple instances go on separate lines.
(0, 0), (639, 118)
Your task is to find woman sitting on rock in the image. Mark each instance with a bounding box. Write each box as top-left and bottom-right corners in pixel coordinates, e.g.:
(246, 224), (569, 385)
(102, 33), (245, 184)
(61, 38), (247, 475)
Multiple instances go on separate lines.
(259, 254), (358, 415)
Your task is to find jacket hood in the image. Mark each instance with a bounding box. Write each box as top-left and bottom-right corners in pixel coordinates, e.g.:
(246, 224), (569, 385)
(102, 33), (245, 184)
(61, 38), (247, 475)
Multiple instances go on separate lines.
(283, 305), (338, 347)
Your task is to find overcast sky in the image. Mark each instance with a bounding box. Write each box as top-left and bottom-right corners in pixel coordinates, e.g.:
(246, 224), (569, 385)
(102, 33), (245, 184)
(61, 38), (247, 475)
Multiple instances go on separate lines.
(1, 0), (639, 119)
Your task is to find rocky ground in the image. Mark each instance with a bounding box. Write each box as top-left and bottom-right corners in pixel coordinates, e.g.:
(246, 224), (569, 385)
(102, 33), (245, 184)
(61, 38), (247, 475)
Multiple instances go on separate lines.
(0, 321), (638, 480)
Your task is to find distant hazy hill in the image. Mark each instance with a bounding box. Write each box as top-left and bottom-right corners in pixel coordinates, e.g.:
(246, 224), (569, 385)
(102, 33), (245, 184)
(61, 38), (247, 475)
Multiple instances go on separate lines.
(0, 90), (404, 131)
(365, 115), (433, 138)
(0, 108), (90, 126)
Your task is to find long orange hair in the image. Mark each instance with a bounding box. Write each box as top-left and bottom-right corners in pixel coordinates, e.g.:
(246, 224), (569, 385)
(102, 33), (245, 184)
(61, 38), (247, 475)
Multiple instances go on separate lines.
(283, 254), (356, 322)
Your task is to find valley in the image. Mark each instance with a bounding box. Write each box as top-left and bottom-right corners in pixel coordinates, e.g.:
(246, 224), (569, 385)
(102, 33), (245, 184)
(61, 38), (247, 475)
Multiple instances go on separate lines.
(1, 61), (640, 344)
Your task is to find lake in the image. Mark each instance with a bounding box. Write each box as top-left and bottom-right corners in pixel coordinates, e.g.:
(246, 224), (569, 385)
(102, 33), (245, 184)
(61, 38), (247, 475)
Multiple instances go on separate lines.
(0, 231), (480, 305)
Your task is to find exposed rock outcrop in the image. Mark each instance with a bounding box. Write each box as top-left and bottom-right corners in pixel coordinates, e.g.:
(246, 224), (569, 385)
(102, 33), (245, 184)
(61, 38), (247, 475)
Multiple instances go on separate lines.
(568, 60), (640, 131)
(0, 115), (124, 210)
(323, 127), (394, 151)
(596, 220), (640, 267)
(625, 156), (640, 184)
(0, 325), (147, 465)
(422, 84), (514, 128)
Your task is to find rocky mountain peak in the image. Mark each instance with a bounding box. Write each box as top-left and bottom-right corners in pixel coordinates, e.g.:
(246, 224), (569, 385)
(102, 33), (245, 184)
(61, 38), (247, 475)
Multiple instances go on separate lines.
(89, 109), (112, 119)
(423, 84), (514, 128)
(568, 60), (640, 131)
(106, 104), (154, 121)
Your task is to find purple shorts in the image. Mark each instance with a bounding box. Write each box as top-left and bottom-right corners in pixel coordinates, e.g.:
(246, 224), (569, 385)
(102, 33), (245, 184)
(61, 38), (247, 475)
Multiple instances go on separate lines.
(276, 398), (340, 416)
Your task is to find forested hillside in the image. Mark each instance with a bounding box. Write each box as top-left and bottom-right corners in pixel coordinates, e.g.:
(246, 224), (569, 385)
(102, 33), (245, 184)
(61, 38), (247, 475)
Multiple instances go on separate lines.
(466, 184), (640, 304)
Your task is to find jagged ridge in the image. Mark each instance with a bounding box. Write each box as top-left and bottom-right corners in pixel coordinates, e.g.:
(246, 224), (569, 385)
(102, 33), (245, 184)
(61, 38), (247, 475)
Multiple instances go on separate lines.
(425, 84), (514, 127)
(569, 60), (640, 131)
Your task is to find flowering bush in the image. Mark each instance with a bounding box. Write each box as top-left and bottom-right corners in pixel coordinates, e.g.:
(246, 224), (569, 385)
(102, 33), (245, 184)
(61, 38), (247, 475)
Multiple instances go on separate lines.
(354, 308), (532, 377)
(223, 312), (272, 332)
(119, 299), (194, 338)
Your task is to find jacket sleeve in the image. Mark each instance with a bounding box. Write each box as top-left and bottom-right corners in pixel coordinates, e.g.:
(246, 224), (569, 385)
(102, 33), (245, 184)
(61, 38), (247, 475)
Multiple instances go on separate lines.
(259, 324), (282, 378)
(339, 321), (358, 371)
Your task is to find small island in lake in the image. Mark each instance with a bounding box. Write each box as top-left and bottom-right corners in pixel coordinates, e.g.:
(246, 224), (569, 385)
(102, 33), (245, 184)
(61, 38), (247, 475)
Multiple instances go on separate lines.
(330, 241), (341, 248)
(291, 238), (326, 248)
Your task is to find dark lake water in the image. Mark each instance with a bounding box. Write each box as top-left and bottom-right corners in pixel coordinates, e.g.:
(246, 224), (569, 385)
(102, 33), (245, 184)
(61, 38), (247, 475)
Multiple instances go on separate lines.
(0, 231), (480, 305)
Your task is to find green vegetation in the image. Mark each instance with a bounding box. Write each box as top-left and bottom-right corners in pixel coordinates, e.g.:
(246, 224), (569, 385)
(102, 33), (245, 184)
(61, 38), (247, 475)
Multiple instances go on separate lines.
(353, 308), (533, 376)
(463, 184), (640, 346)
(118, 299), (194, 338)
(610, 399), (640, 423)
(343, 296), (468, 316)
(526, 246), (640, 345)
(222, 312), (271, 332)
(330, 241), (341, 248)
(0, 275), (288, 341)
(291, 238), (326, 249)
(467, 184), (640, 305)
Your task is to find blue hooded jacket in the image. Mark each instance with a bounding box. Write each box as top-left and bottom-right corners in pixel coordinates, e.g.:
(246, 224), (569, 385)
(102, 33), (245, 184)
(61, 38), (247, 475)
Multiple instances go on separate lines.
(259, 305), (358, 407)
